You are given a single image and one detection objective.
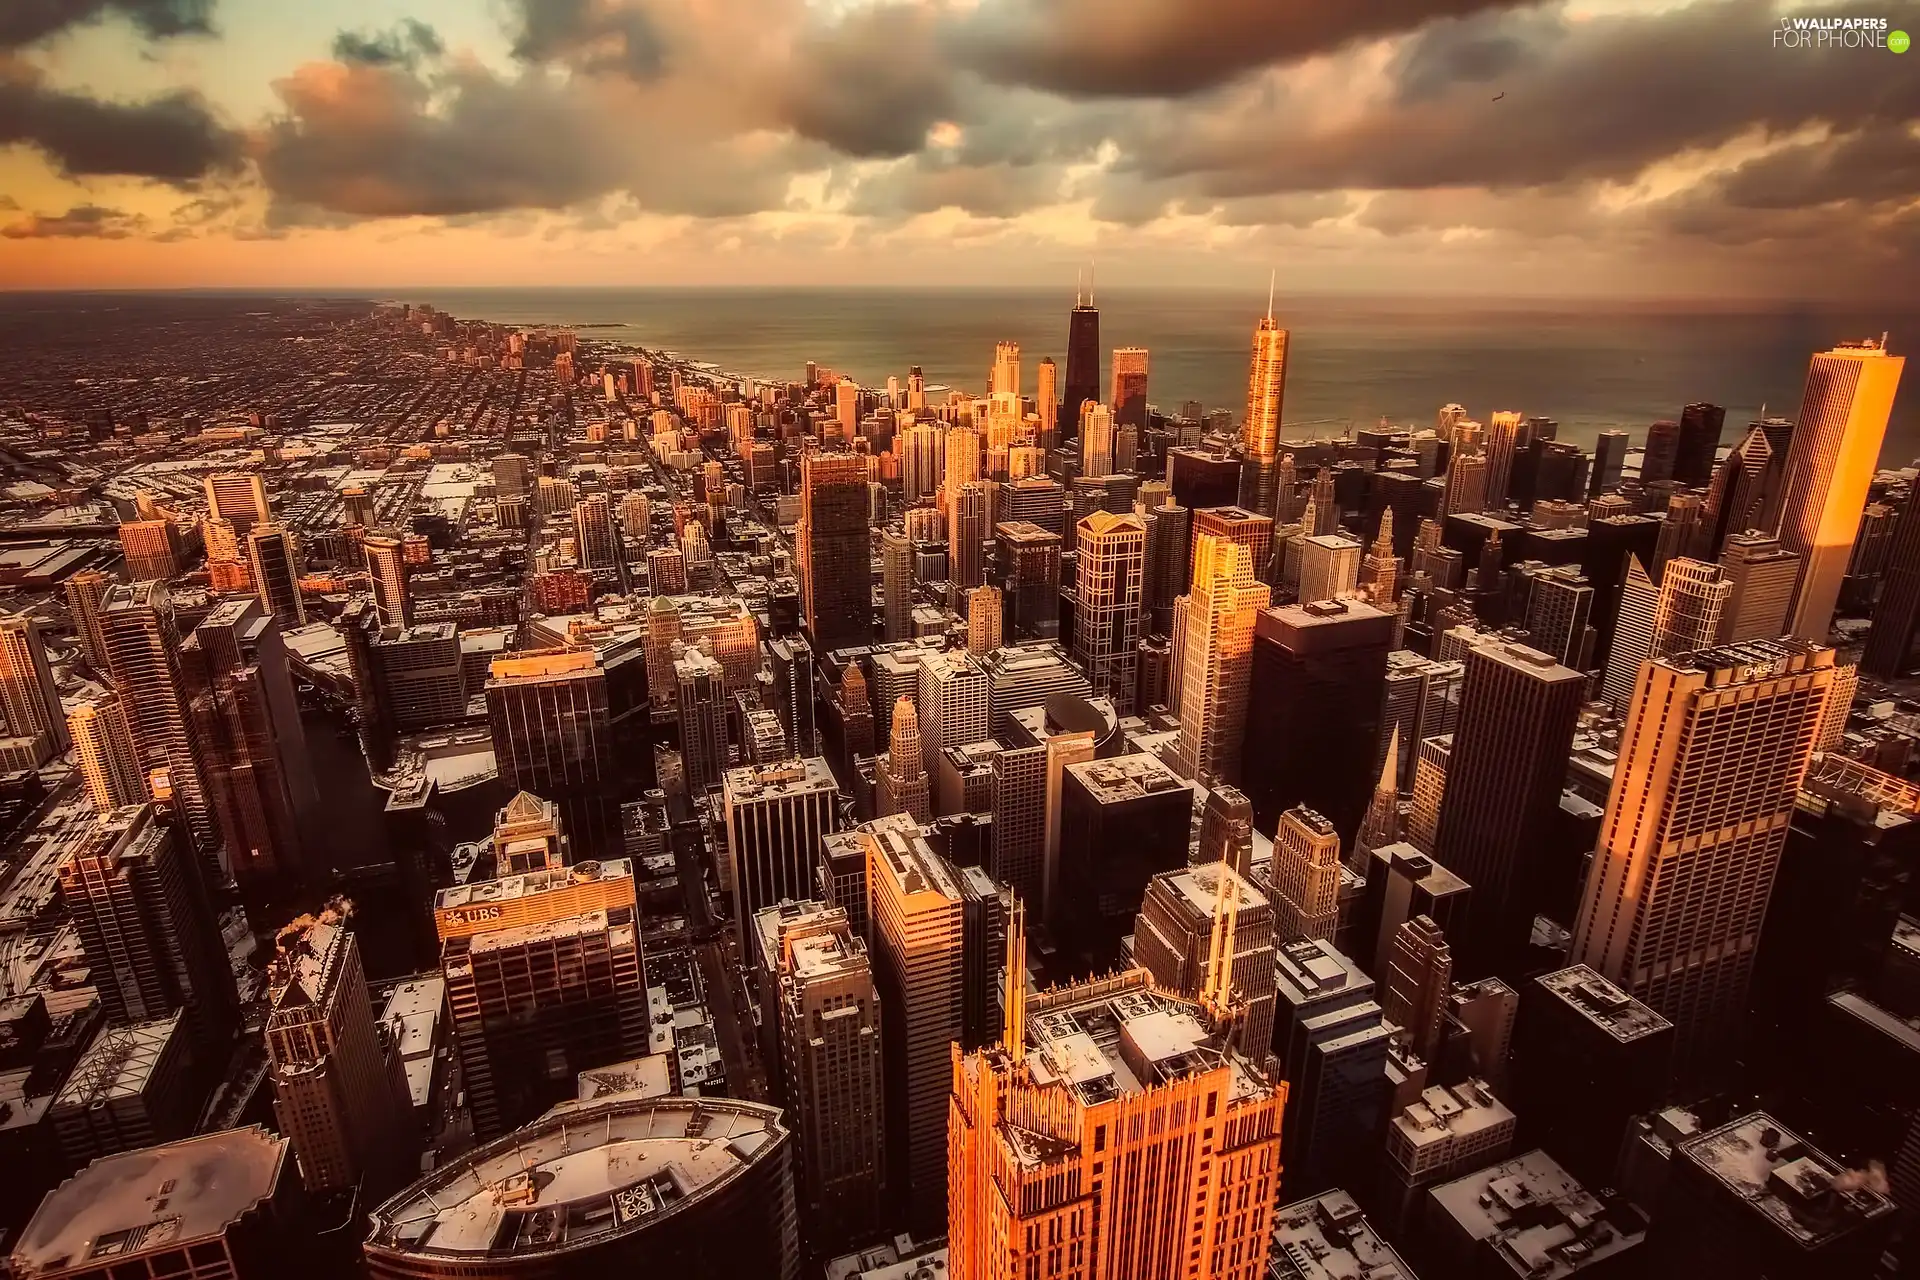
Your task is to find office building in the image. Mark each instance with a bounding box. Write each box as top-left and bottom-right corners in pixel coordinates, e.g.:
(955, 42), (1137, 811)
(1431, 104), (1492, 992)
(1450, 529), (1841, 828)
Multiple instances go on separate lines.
(1297, 534), (1362, 604)
(364, 1095), (799, 1279)
(1174, 534), (1270, 787)
(917, 651), (990, 781)
(800, 453), (872, 651)
(767, 635), (816, 758)
(880, 525), (913, 641)
(947, 966), (1285, 1280)
(1379, 650), (1463, 790)
(1649, 556), (1730, 659)
(361, 530), (411, 629)
(987, 740), (1046, 907)
(1572, 639), (1833, 1082)
(723, 756), (839, 926)
(69, 695), (144, 812)
(1242, 600), (1393, 839)
(204, 470), (270, 533)
(1109, 345), (1149, 426)
(1778, 341), (1905, 639)
(1240, 307), (1290, 520)
(1269, 805), (1343, 945)
(1424, 1149), (1647, 1280)
(1659, 1113), (1896, 1280)
(965, 585), (1002, 656)
(876, 697), (932, 823)
(1133, 858), (1277, 1061)
(1673, 401), (1726, 488)
(755, 903), (884, 1256)
(244, 524), (304, 631)
(1072, 510), (1145, 712)
(486, 648), (617, 854)
(1062, 284), (1100, 436)
(1057, 754), (1193, 969)
(862, 815), (963, 1237)
(13, 1128), (294, 1280)
(1511, 965), (1672, 1188)
(1269, 1192), (1415, 1280)
(1515, 563), (1594, 669)
(0, 612), (67, 757)
(97, 583), (222, 863)
(1274, 936), (1391, 1198)
(1381, 914), (1453, 1061)
(48, 1013), (196, 1171)
(492, 451), (531, 499)
(1599, 554), (1657, 709)
(993, 521), (1062, 641)
(1716, 531), (1799, 643)
(675, 648), (728, 793)
(266, 915), (414, 1196)
(1433, 639), (1584, 979)
(56, 804), (238, 1070)
(1381, 1079), (1517, 1234)
(436, 841), (645, 1138)
(118, 518), (179, 582)
(369, 623), (466, 731)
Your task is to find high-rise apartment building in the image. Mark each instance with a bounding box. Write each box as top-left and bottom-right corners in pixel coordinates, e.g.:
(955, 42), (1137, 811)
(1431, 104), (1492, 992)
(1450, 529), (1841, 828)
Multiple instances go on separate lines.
(1433, 639), (1584, 978)
(56, 804), (238, 1071)
(204, 470), (270, 534)
(572, 494), (620, 571)
(1267, 806), (1343, 944)
(359, 530), (411, 629)
(436, 830), (645, 1137)
(722, 756), (839, 926)
(1777, 341), (1905, 638)
(1483, 410), (1522, 510)
(863, 814), (964, 1236)
(1072, 510), (1145, 711)
(1035, 355), (1059, 447)
(799, 452), (872, 651)
(675, 647), (729, 792)
(1572, 639), (1834, 1082)
(1240, 308), (1290, 520)
(876, 697), (932, 823)
(266, 916), (415, 1196)
(69, 695), (144, 812)
(1109, 345), (1149, 427)
(243, 524), (304, 632)
(1132, 859), (1277, 1062)
(486, 649), (617, 854)
(948, 966), (1285, 1280)
(1174, 534), (1271, 787)
(0, 612), (67, 756)
(881, 525), (914, 641)
(65, 568), (112, 671)
(966, 585), (1003, 655)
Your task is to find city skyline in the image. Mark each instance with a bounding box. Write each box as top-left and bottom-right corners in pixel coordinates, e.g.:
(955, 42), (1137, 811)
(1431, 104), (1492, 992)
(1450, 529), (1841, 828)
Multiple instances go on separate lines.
(2, 1), (1917, 299)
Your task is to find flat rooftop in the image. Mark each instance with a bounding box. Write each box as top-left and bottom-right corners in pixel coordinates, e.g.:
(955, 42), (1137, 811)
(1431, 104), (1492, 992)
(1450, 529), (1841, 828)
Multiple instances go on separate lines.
(50, 1014), (182, 1111)
(436, 856), (633, 913)
(366, 1096), (787, 1261)
(1270, 1190), (1415, 1280)
(1066, 753), (1186, 803)
(1536, 965), (1671, 1044)
(13, 1127), (287, 1278)
(1677, 1111), (1897, 1250)
(1429, 1148), (1645, 1280)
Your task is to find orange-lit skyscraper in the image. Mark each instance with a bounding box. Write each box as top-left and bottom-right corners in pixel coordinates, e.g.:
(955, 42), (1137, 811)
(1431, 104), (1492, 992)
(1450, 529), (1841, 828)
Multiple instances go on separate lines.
(1073, 511), (1145, 712)
(1777, 340), (1904, 639)
(948, 953), (1285, 1280)
(1240, 305), (1289, 520)
(1035, 356), (1059, 448)
(1110, 346), (1149, 428)
(1174, 534), (1271, 786)
(1570, 639), (1834, 1083)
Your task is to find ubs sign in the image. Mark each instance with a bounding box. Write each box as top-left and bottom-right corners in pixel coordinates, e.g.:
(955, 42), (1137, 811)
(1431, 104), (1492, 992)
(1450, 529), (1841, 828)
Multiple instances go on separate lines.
(442, 904), (504, 928)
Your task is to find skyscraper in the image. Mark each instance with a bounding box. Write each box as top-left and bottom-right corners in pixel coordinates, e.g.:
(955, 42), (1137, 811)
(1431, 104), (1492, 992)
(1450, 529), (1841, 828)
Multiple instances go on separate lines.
(573, 494), (620, 571)
(1072, 510), (1145, 712)
(485, 649), (617, 854)
(917, 651), (990, 782)
(1640, 418), (1680, 485)
(993, 520), (1062, 641)
(1716, 532), (1800, 644)
(1079, 401), (1116, 477)
(1240, 305), (1290, 520)
(245, 524), (305, 631)
(1133, 858), (1277, 1060)
(1571, 639), (1834, 1082)
(1778, 340), (1906, 639)
(203, 470), (270, 534)
(1484, 410), (1522, 510)
(1109, 345), (1149, 427)
(1297, 533), (1361, 603)
(0, 612), (68, 756)
(1696, 423), (1771, 560)
(1600, 554), (1658, 709)
(1035, 355), (1058, 448)
(56, 803), (238, 1072)
(863, 814), (963, 1236)
(436, 823), (646, 1137)
(1174, 534), (1271, 787)
(675, 648), (728, 793)
(723, 757), (839, 926)
(966, 585), (1003, 655)
(754, 901), (884, 1256)
(266, 913), (415, 1196)
(1674, 401), (1727, 489)
(1056, 753), (1194, 968)
(881, 525), (914, 641)
(947, 966), (1285, 1280)
(876, 697), (932, 823)
(65, 568), (112, 671)
(98, 582), (222, 866)
(358, 529), (411, 629)
(1062, 279), (1100, 438)
(1864, 490), (1920, 677)
(1380, 914), (1453, 1061)
(1650, 556), (1730, 659)
(799, 452), (872, 651)
(1268, 805), (1343, 943)
(118, 518), (179, 582)
(69, 695), (144, 812)
(1433, 639), (1585, 978)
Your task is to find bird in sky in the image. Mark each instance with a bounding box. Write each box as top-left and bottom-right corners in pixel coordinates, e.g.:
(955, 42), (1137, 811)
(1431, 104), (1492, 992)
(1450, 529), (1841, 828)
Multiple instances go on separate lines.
(1492, 92), (1506, 101)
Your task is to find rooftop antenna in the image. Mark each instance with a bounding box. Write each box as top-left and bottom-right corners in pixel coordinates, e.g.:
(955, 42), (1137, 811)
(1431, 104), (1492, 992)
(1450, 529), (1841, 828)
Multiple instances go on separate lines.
(1075, 267), (1083, 308)
(1002, 895), (1027, 1051)
(1088, 262), (1095, 307)
(1267, 269), (1276, 322)
(1201, 861), (1239, 1023)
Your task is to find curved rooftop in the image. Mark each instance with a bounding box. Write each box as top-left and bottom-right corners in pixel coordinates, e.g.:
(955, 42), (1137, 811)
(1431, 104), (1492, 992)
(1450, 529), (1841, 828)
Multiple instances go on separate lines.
(366, 1095), (788, 1263)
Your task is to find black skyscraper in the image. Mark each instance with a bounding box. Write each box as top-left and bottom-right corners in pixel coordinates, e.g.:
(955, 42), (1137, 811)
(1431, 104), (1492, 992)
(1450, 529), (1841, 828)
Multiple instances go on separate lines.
(1674, 401), (1727, 489)
(1864, 491), (1920, 678)
(1062, 292), (1100, 442)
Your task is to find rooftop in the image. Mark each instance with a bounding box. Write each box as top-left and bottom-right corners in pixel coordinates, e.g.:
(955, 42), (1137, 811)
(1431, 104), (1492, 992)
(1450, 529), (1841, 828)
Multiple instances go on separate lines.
(1429, 1148), (1645, 1280)
(1276, 936), (1372, 1004)
(50, 1015), (182, 1112)
(1022, 973), (1264, 1110)
(1269, 1190), (1416, 1280)
(436, 856), (633, 916)
(13, 1126), (287, 1278)
(723, 755), (837, 801)
(1677, 1112), (1897, 1250)
(365, 1096), (787, 1261)
(1066, 752), (1186, 803)
(1536, 965), (1672, 1044)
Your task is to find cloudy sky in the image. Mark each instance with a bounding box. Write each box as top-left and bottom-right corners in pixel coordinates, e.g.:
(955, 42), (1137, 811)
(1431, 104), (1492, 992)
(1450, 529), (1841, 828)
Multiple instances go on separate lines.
(1, 0), (1917, 296)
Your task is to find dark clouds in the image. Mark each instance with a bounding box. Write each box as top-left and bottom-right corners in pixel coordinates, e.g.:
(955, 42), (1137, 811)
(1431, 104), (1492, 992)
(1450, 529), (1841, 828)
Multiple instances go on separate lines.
(506, 0), (666, 79)
(1, 203), (142, 237)
(0, 70), (242, 182)
(779, 4), (953, 158)
(0, 0), (211, 49)
(332, 20), (443, 69)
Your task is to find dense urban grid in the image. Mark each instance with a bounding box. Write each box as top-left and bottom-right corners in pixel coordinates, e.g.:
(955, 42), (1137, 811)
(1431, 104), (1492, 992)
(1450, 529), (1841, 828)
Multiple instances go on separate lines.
(0, 291), (1912, 1280)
